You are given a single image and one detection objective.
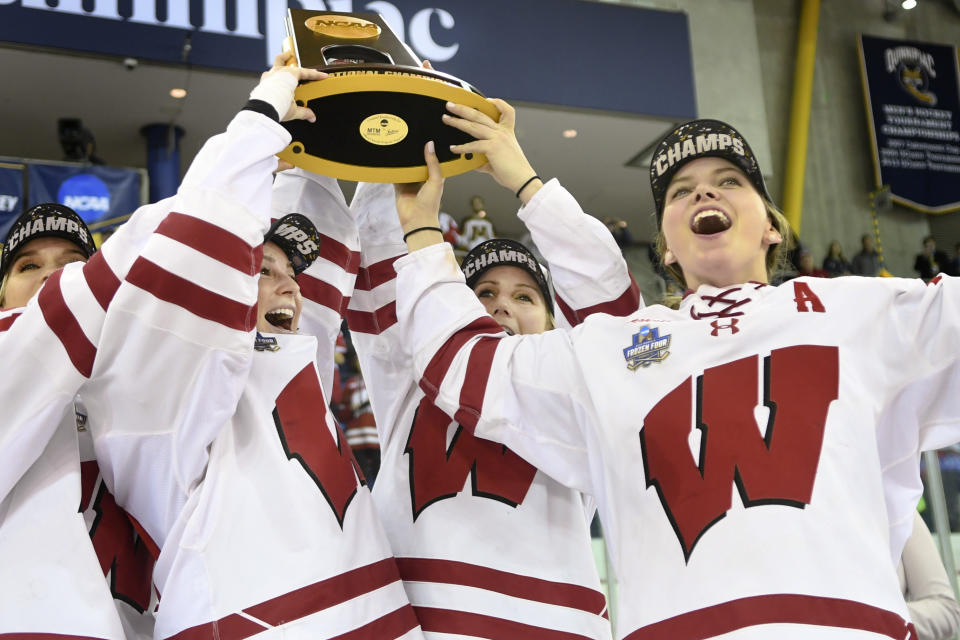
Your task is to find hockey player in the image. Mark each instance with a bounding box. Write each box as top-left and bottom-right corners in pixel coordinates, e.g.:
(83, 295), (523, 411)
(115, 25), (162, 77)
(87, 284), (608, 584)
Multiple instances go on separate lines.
(388, 116), (960, 639)
(278, 95), (640, 638)
(0, 204), (135, 638)
(81, 54), (422, 639)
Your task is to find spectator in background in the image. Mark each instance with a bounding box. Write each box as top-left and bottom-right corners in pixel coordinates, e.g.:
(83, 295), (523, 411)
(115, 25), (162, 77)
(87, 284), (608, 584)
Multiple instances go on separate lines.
(604, 217), (633, 249)
(945, 242), (960, 277)
(823, 240), (851, 277)
(797, 248), (828, 278)
(915, 236), (948, 281)
(459, 195), (497, 249)
(851, 233), (881, 276)
(899, 511), (960, 640)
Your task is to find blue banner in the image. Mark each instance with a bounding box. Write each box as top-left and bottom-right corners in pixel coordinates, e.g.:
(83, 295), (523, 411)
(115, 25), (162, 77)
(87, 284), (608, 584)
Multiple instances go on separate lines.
(0, 164), (25, 242)
(859, 34), (960, 213)
(28, 164), (141, 228)
(0, 0), (696, 119)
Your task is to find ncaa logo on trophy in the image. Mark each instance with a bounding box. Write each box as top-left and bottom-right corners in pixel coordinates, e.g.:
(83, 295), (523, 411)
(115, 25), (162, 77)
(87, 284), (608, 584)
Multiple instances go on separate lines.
(278, 9), (499, 183)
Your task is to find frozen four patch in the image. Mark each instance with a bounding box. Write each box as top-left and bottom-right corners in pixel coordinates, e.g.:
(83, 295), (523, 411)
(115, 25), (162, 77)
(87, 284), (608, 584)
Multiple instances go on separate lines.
(623, 326), (671, 370)
(255, 333), (280, 352)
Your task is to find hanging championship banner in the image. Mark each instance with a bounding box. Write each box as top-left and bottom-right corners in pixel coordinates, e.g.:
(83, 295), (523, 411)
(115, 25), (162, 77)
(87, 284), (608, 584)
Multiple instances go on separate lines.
(27, 164), (141, 229)
(858, 34), (960, 213)
(0, 164), (25, 242)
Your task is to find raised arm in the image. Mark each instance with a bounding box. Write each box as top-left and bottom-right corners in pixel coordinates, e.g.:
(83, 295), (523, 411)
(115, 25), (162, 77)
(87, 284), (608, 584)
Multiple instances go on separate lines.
(82, 57), (326, 546)
(441, 98), (641, 325)
(271, 168), (359, 399)
(392, 144), (595, 493)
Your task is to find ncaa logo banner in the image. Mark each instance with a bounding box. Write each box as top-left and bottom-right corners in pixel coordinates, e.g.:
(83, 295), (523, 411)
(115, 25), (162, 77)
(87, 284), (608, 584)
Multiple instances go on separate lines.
(858, 34), (960, 213)
(28, 164), (141, 228)
(0, 164), (25, 241)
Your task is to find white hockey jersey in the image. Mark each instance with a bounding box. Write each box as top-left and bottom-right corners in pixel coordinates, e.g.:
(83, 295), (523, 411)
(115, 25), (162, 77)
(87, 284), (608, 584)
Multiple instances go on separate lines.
(82, 110), (420, 639)
(395, 250), (960, 639)
(0, 174), (202, 638)
(288, 176), (640, 639)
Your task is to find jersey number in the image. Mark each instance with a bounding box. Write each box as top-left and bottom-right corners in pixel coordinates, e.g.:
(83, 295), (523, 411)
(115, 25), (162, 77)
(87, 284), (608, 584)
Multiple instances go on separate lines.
(80, 461), (154, 613)
(640, 345), (839, 561)
(405, 397), (537, 519)
(273, 364), (366, 528)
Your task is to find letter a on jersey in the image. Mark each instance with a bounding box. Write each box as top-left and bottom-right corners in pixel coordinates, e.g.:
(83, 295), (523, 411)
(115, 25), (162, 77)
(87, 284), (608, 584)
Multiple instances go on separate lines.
(640, 345), (839, 561)
(274, 365), (366, 528)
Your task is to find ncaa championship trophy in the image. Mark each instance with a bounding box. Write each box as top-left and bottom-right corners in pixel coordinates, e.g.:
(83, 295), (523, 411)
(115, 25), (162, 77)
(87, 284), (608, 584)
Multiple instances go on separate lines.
(279, 9), (500, 182)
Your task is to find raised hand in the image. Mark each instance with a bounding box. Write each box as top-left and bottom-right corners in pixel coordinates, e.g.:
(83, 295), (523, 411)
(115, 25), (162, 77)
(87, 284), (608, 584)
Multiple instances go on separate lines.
(442, 98), (542, 203)
(395, 141), (446, 251)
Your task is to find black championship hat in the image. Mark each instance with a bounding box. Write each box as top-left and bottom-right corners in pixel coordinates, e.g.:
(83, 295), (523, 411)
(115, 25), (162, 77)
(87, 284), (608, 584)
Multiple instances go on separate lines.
(461, 238), (554, 316)
(649, 119), (771, 222)
(264, 213), (321, 275)
(1, 203), (97, 277)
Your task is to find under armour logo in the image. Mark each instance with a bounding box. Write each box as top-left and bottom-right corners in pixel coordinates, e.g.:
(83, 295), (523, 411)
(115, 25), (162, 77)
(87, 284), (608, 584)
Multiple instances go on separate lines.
(710, 318), (740, 336)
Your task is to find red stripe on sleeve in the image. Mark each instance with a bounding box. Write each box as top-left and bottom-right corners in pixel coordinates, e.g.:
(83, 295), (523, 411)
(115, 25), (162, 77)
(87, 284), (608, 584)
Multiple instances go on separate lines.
(156, 212), (262, 276)
(125, 257), (257, 332)
(555, 277), (641, 327)
(397, 557), (607, 615)
(319, 233), (361, 276)
(622, 594), (916, 640)
(82, 251), (121, 311)
(328, 604), (420, 640)
(0, 313), (22, 332)
(345, 302), (397, 335)
(354, 255), (400, 292)
(415, 607), (595, 640)
(298, 272), (348, 316)
(38, 269), (97, 378)
(452, 337), (500, 431)
(420, 317), (502, 399)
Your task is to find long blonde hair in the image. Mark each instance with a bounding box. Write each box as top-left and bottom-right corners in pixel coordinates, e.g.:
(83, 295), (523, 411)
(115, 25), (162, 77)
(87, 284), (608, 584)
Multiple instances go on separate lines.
(654, 199), (794, 290)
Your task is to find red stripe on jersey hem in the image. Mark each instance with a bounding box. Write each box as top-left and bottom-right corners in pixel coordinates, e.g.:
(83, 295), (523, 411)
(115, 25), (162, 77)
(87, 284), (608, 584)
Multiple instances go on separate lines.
(328, 604), (420, 640)
(346, 301), (397, 335)
(38, 269), (96, 377)
(298, 272), (348, 315)
(81, 252), (121, 311)
(623, 594), (917, 640)
(126, 258), (257, 332)
(245, 557), (402, 625)
(168, 614), (266, 640)
(453, 337), (500, 430)
(414, 607), (597, 640)
(319, 233), (361, 276)
(355, 255), (400, 291)
(157, 212), (262, 275)
(397, 558), (607, 615)
(0, 635), (115, 639)
(420, 317), (502, 401)
(169, 558), (406, 639)
(0, 312), (22, 331)
(555, 277), (641, 327)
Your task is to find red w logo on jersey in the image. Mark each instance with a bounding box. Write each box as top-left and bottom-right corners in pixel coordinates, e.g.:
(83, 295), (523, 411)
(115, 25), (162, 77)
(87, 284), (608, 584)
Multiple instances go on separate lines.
(640, 345), (839, 561)
(274, 364), (366, 528)
(405, 396), (537, 519)
(80, 461), (154, 613)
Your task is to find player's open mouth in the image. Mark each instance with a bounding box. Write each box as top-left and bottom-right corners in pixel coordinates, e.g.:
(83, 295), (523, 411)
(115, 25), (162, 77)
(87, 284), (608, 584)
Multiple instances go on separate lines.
(265, 306), (295, 332)
(499, 324), (516, 336)
(690, 208), (732, 235)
